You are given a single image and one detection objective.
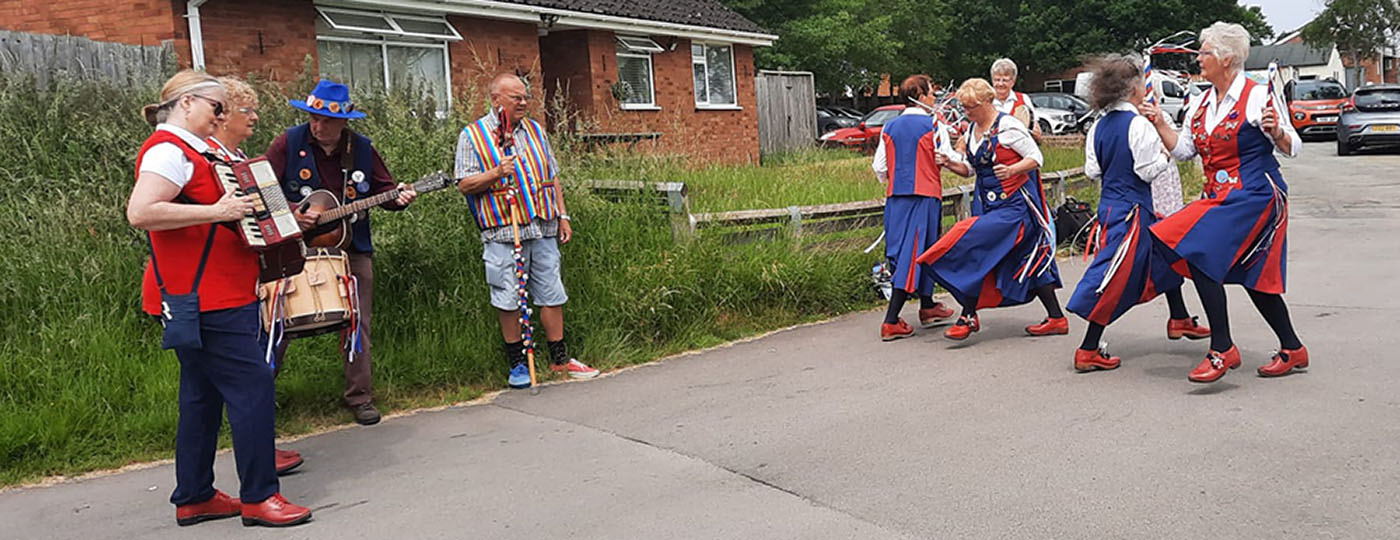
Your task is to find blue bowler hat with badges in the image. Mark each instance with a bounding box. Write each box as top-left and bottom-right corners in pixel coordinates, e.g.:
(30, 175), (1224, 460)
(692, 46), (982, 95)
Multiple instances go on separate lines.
(289, 79), (366, 119)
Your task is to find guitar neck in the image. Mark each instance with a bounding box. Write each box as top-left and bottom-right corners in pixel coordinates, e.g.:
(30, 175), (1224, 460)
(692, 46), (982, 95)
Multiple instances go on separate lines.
(318, 189), (399, 224)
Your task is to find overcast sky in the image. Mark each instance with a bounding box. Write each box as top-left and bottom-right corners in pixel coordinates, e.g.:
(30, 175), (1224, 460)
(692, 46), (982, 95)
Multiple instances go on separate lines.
(1244, 0), (1325, 36)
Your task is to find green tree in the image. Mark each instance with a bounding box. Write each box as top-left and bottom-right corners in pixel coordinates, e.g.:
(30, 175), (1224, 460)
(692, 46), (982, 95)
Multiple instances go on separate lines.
(1301, 0), (1400, 83)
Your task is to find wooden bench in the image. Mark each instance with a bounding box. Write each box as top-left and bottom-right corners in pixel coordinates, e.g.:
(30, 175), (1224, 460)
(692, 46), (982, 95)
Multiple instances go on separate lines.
(577, 132), (662, 152)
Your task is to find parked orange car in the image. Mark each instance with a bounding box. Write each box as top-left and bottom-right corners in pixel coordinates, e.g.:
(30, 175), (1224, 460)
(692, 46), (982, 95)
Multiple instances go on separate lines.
(1285, 78), (1350, 140)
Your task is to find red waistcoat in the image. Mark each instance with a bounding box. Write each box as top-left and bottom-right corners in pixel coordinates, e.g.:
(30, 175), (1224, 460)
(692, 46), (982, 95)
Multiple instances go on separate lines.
(137, 130), (260, 315)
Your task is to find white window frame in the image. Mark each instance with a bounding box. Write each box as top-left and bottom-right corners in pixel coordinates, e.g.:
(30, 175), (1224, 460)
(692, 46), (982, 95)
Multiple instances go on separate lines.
(692, 42), (741, 110)
(615, 45), (658, 110)
(616, 35), (664, 54)
(316, 34), (454, 109)
(1044, 80), (1063, 92)
(317, 6), (463, 42)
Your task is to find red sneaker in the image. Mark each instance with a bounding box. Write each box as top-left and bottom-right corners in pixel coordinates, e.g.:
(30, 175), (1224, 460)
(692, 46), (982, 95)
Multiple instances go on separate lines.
(943, 315), (980, 340)
(241, 493), (312, 527)
(918, 303), (955, 327)
(275, 448), (303, 476)
(1074, 347), (1121, 372)
(1258, 346), (1309, 378)
(1025, 317), (1070, 336)
(1167, 317), (1211, 340)
(549, 358), (600, 379)
(1188, 346), (1241, 383)
(881, 318), (915, 341)
(176, 490), (241, 526)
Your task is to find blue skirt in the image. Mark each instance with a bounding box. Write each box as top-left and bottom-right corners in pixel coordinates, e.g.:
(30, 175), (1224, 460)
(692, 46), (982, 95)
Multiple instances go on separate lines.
(917, 197), (1061, 309)
(884, 195), (941, 296)
(1150, 177), (1288, 294)
(1067, 202), (1183, 325)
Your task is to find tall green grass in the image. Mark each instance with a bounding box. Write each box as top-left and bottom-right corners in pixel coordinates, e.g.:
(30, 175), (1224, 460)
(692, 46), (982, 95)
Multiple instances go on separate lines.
(0, 74), (877, 486)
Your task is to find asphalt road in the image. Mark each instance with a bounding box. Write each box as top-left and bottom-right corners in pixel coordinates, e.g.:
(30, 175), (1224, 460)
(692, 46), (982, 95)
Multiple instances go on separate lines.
(3, 143), (1399, 539)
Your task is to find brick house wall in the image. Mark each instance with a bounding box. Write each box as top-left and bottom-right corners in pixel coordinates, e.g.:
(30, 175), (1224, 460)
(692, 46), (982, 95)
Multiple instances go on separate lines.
(541, 29), (759, 164)
(6, 0), (763, 164)
(5, 0), (179, 47)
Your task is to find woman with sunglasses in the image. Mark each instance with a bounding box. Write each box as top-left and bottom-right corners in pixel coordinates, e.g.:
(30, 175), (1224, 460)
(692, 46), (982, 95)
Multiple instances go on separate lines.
(1140, 22), (1307, 383)
(127, 70), (311, 527)
(916, 78), (1066, 342)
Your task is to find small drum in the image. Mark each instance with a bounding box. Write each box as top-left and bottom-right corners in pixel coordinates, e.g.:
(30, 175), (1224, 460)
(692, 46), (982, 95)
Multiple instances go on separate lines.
(260, 247), (355, 339)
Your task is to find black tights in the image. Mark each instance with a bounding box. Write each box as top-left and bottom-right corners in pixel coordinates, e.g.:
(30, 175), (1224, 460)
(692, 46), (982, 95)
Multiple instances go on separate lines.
(884, 289), (939, 324)
(958, 284), (1063, 320)
(1078, 287), (1194, 350)
(1189, 263), (1303, 352)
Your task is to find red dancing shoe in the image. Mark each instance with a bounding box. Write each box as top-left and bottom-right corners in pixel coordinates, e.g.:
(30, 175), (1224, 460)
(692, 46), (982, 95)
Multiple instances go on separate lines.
(275, 448), (303, 476)
(176, 490), (241, 526)
(1188, 346), (1241, 383)
(1167, 317), (1211, 340)
(943, 315), (980, 340)
(881, 318), (915, 341)
(918, 303), (955, 327)
(241, 493), (312, 527)
(1257, 346), (1309, 378)
(1074, 347), (1121, 372)
(1025, 317), (1070, 336)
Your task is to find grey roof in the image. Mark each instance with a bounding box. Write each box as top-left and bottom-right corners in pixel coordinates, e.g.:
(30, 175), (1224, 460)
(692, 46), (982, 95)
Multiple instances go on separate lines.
(1246, 42), (1332, 70)
(501, 0), (769, 34)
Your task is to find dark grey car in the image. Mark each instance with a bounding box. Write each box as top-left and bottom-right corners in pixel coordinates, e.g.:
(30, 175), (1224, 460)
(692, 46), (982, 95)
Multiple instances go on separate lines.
(1337, 84), (1400, 155)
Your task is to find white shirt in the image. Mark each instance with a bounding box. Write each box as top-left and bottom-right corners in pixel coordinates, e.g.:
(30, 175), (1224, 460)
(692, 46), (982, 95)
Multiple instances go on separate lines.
(993, 92), (1035, 117)
(138, 124), (213, 188)
(871, 107), (963, 183)
(963, 114), (1043, 167)
(1170, 72), (1301, 160)
(208, 136), (246, 162)
(1084, 102), (1171, 184)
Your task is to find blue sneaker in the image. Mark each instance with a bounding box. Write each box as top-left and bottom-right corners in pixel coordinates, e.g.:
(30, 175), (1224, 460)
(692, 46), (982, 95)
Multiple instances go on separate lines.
(507, 363), (532, 389)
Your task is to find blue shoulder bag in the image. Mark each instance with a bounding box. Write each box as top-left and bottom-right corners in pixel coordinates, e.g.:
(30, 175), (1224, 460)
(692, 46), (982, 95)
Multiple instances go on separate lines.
(147, 225), (218, 350)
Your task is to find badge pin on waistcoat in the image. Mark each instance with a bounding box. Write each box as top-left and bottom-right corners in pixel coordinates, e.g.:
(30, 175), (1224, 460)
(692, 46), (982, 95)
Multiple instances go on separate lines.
(299, 150), (307, 158)
(299, 185), (313, 198)
(1215, 170), (1230, 183)
(299, 168), (312, 180)
(986, 191), (997, 203)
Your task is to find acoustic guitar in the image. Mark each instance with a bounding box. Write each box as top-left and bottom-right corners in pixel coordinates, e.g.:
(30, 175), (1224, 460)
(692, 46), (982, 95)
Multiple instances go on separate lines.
(298, 171), (453, 248)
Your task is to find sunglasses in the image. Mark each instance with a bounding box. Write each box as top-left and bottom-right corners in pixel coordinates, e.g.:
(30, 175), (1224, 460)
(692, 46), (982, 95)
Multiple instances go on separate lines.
(189, 94), (226, 116)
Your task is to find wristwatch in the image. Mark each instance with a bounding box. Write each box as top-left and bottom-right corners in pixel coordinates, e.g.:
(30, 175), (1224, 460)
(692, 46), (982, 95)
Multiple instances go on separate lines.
(559, 214), (571, 221)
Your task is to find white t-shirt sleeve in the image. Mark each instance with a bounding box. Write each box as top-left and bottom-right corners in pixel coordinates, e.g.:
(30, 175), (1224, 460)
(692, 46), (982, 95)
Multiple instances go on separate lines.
(871, 131), (888, 182)
(997, 117), (1043, 167)
(1245, 84), (1302, 158)
(137, 142), (195, 188)
(1129, 115), (1171, 183)
(1083, 118), (1101, 181)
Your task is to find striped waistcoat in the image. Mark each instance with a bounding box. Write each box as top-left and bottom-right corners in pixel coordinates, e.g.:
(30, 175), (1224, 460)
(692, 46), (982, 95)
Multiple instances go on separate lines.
(461, 117), (559, 229)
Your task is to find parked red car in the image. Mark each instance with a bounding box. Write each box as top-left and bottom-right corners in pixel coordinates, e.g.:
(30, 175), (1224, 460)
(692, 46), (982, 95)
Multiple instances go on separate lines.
(1285, 78), (1349, 140)
(818, 103), (967, 153)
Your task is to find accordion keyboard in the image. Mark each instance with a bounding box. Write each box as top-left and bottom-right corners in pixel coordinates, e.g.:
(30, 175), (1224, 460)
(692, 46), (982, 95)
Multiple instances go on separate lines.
(213, 158), (303, 250)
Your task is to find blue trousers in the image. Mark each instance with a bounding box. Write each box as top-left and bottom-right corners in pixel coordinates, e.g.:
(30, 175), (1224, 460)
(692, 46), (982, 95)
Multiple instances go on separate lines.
(168, 302), (278, 506)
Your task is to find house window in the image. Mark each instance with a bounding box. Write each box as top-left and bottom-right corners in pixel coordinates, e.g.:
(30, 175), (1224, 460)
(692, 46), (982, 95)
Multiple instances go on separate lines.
(615, 36), (663, 109)
(692, 43), (738, 108)
(314, 7), (461, 109)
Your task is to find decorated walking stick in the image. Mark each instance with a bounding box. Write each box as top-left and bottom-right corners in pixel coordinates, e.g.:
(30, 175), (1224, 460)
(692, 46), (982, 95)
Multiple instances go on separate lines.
(494, 106), (539, 394)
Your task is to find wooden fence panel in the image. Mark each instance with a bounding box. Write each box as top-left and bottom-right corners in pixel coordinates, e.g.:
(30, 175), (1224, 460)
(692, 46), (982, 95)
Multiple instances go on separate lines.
(0, 30), (176, 87)
(756, 70), (817, 157)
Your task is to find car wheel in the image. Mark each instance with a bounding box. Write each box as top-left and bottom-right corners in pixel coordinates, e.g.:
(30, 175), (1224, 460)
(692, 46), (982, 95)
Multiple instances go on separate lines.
(1038, 119), (1052, 135)
(1336, 137), (1351, 156)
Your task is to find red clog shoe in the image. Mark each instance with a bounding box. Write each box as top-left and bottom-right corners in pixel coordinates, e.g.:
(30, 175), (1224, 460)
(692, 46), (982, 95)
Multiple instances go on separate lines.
(1167, 316), (1211, 340)
(1258, 346), (1309, 378)
(881, 318), (915, 341)
(1074, 347), (1121, 372)
(241, 493), (312, 528)
(918, 303), (955, 327)
(1025, 317), (1070, 336)
(275, 448), (303, 476)
(1188, 346), (1241, 383)
(943, 315), (980, 341)
(176, 490), (241, 526)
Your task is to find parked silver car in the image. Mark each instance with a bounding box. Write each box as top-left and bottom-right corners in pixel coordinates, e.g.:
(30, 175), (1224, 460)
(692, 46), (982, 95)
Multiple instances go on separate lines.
(1337, 84), (1400, 156)
(1029, 93), (1089, 135)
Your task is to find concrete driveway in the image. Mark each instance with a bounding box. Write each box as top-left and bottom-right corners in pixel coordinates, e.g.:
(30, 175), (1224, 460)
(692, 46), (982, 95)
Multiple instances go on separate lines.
(3, 143), (1399, 539)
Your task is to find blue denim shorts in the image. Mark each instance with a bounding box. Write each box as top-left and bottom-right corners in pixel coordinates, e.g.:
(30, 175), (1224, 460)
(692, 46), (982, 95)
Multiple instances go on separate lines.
(482, 237), (568, 311)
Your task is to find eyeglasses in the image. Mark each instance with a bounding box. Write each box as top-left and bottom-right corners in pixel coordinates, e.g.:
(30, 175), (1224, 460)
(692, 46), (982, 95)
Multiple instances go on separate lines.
(500, 94), (530, 104)
(1197, 48), (1218, 59)
(236, 106), (258, 115)
(189, 94), (226, 116)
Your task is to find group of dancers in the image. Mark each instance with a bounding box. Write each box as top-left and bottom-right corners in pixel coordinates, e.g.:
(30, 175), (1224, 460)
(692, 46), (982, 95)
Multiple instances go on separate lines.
(876, 22), (1309, 382)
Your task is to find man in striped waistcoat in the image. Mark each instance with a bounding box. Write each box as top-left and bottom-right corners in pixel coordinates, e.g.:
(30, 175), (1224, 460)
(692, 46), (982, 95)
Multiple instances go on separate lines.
(454, 73), (598, 389)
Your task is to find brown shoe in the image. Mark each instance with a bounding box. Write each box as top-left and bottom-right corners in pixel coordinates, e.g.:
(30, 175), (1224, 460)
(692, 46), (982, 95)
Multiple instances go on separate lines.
(348, 402), (381, 425)
(241, 493), (312, 527)
(176, 490), (241, 526)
